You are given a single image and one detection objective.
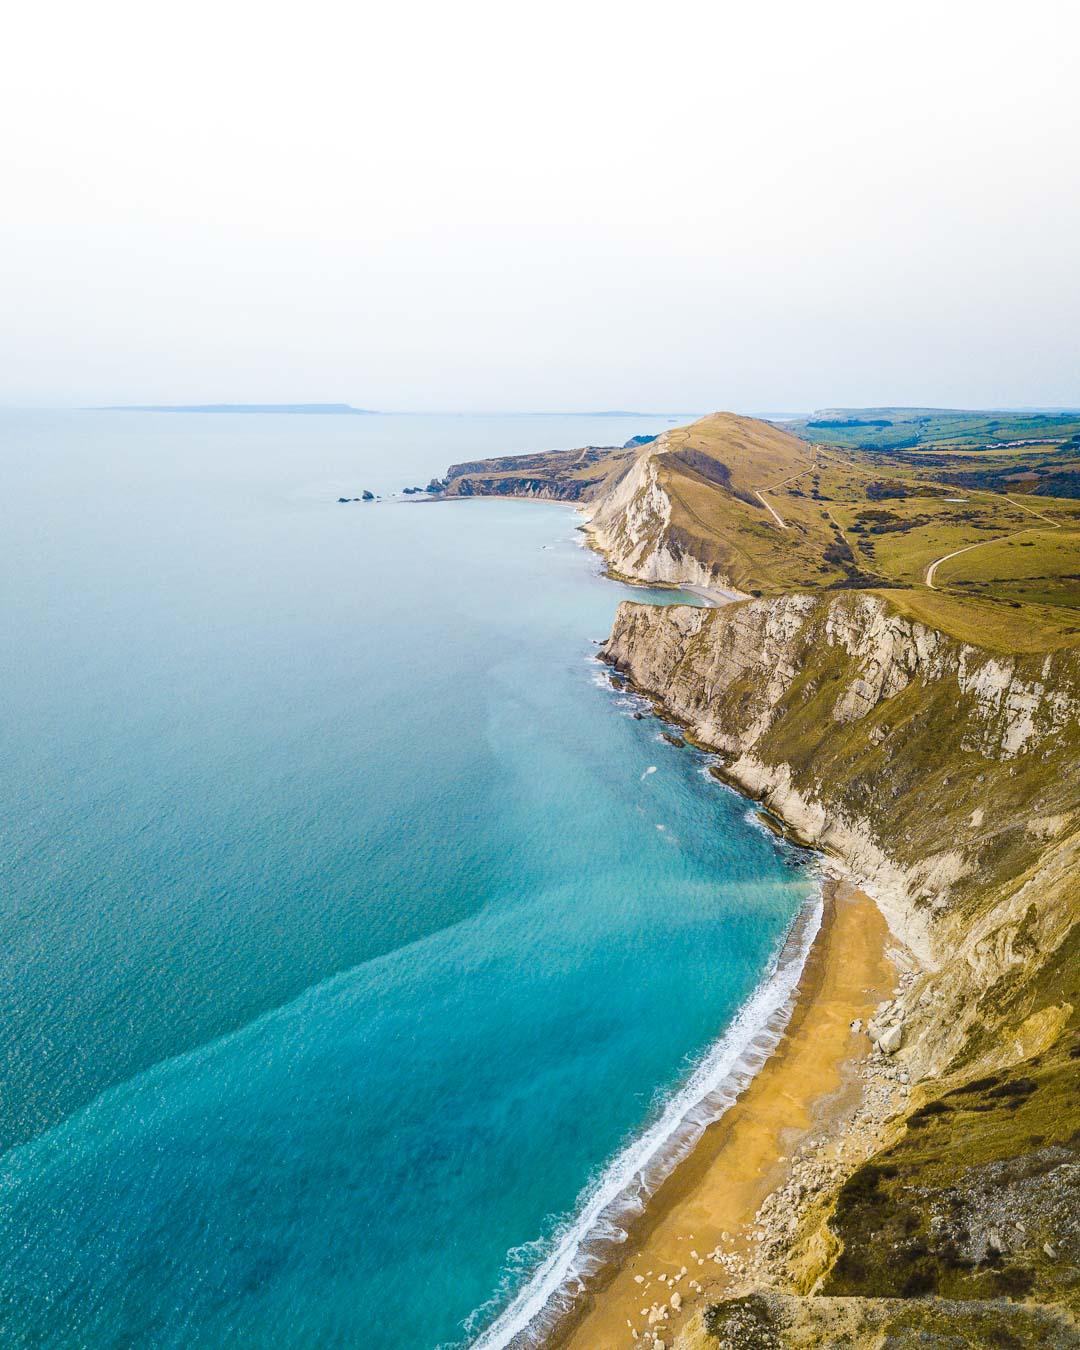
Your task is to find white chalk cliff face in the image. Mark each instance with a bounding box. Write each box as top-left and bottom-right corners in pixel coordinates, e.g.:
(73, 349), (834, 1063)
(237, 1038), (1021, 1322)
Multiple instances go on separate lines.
(602, 593), (1080, 1079)
(582, 438), (736, 592)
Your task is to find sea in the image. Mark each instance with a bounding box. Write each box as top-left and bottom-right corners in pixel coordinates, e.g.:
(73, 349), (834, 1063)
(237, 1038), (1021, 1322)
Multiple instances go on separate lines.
(0, 410), (819, 1348)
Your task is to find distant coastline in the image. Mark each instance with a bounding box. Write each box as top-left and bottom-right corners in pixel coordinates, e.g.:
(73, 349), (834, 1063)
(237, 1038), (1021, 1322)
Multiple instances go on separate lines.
(90, 403), (378, 415)
(83, 405), (698, 419)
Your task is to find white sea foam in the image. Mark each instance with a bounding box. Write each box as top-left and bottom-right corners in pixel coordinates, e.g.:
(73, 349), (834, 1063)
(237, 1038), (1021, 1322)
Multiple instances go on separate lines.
(640, 765), (657, 781)
(744, 806), (776, 838)
(466, 882), (825, 1350)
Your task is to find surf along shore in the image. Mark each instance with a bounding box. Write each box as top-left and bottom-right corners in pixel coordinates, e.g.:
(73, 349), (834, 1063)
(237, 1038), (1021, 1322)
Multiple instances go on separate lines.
(487, 613), (912, 1348)
(550, 877), (899, 1348)
(531, 555), (910, 1345)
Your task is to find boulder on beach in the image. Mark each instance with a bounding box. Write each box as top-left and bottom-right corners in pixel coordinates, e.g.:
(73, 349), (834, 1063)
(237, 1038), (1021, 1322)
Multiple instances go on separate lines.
(877, 1022), (904, 1055)
(361, 490), (376, 501)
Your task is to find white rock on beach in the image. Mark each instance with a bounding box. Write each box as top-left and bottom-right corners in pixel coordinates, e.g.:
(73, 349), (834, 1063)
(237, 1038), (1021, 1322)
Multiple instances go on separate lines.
(670, 1291), (682, 1311)
(877, 1022), (903, 1054)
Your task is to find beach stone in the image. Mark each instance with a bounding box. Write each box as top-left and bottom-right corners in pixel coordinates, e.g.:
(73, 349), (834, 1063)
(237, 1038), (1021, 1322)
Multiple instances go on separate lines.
(634, 1274), (645, 1283)
(878, 1022), (903, 1054)
(670, 1291), (682, 1311)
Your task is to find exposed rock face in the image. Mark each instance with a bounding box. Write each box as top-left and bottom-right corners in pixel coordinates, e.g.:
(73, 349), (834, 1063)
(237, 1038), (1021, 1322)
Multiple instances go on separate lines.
(601, 592), (1080, 1079)
(583, 437), (737, 591)
(438, 474), (593, 501)
(430, 445), (635, 503)
(605, 590), (1080, 1341)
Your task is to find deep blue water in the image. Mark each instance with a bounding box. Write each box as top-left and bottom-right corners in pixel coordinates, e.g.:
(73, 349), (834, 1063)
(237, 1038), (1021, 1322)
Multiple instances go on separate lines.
(0, 412), (815, 1348)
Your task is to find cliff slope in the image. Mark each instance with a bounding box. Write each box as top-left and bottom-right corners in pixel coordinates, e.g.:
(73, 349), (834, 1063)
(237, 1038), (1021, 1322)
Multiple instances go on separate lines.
(429, 444), (634, 502)
(602, 591), (1080, 1341)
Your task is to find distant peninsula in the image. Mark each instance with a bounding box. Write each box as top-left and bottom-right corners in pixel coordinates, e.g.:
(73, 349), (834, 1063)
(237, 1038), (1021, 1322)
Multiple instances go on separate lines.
(95, 403), (377, 415)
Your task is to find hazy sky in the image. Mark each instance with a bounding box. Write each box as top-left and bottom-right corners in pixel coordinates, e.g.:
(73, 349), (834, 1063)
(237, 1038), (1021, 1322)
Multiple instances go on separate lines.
(3, 0), (1078, 412)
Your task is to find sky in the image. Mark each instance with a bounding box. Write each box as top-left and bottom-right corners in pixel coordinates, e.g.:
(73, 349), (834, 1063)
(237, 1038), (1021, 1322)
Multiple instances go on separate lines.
(2, 0), (1078, 413)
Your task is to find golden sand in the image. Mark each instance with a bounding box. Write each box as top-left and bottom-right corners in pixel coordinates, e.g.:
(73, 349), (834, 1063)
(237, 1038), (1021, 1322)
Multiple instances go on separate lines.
(554, 881), (893, 1349)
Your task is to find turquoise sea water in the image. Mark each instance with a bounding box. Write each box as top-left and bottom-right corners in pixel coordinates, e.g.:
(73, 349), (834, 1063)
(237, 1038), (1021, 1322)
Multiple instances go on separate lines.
(0, 412), (816, 1348)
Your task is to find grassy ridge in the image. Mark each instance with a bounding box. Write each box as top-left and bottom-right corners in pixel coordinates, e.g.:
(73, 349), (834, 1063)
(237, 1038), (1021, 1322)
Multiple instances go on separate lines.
(649, 414), (1080, 649)
(436, 411), (1080, 649)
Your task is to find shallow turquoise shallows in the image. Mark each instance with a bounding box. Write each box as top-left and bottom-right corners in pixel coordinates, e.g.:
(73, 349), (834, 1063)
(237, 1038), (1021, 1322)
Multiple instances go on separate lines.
(0, 412), (815, 1348)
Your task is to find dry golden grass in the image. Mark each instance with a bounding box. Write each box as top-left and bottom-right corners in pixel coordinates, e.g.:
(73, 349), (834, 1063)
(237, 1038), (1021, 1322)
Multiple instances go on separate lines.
(439, 413), (1080, 651)
(649, 421), (1080, 649)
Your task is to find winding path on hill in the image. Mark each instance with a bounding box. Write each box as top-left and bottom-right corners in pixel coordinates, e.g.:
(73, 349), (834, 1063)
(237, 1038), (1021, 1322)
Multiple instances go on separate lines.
(754, 490), (789, 529)
(658, 426), (817, 531)
(923, 494), (1062, 590)
(753, 456), (819, 529)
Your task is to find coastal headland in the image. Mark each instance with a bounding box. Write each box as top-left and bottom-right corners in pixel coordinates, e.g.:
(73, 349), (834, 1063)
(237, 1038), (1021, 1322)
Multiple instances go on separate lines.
(432, 410), (1080, 1346)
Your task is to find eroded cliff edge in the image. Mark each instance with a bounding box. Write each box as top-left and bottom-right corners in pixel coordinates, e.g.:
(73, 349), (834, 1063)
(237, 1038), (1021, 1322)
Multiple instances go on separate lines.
(601, 592), (1080, 1342)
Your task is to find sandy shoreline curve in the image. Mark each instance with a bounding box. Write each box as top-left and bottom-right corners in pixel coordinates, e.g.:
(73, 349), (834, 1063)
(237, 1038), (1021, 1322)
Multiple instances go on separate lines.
(471, 878), (825, 1350)
(548, 879), (895, 1349)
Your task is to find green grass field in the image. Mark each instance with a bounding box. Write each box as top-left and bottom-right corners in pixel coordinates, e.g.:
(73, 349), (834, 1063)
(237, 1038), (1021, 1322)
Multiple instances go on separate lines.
(784, 407), (1080, 453)
(662, 427), (1080, 646)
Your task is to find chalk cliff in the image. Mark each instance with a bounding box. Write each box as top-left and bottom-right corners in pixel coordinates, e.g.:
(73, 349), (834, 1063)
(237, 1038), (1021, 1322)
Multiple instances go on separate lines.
(603, 593), (1079, 1076)
(600, 598), (1079, 1341)
(582, 437), (738, 590)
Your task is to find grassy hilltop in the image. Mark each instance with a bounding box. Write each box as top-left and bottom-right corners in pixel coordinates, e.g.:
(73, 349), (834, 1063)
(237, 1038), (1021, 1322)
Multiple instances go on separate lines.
(436, 410), (1080, 652)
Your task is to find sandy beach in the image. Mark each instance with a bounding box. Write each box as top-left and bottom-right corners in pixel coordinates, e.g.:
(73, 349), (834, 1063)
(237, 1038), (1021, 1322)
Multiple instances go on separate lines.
(554, 879), (896, 1349)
